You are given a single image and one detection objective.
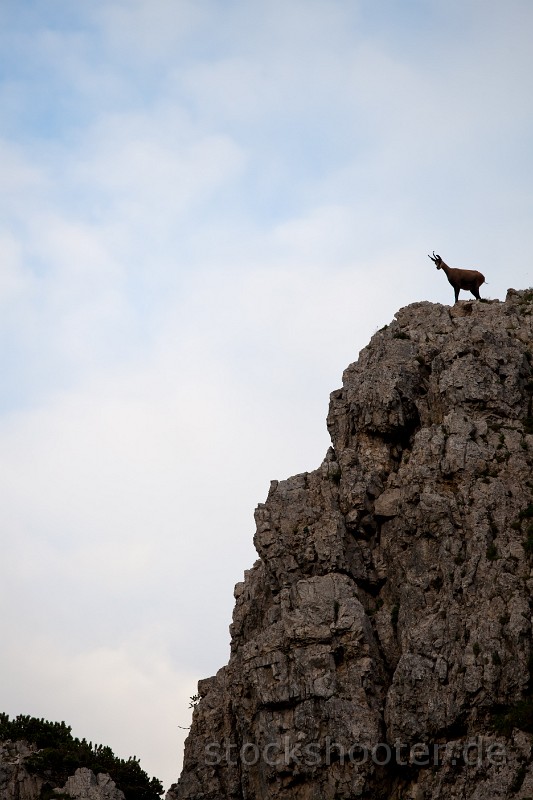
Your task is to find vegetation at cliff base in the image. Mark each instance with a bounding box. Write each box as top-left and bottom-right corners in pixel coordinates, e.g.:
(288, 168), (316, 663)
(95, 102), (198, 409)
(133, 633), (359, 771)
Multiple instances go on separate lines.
(0, 713), (163, 800)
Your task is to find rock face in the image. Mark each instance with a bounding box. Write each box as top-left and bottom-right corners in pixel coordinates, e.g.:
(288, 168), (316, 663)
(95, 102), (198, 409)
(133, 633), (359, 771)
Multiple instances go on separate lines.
(0, 743), (125, 800)
(171, 290), (533, 799)
(58, 768), (125, 800)
(0, 741), (44, 800)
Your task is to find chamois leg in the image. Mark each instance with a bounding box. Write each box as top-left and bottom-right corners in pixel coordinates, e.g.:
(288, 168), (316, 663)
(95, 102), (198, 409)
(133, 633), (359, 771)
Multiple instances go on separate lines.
(471, 287), (481, 300)
(454, 286), (460, 303)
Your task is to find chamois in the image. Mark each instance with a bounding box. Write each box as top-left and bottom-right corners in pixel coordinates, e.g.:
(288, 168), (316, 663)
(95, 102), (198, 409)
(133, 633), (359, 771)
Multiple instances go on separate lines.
(428, 251), (485, 303)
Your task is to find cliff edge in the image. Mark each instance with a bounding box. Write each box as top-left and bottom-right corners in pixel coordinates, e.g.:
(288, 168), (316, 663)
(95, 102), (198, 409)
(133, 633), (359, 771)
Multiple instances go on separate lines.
(171, 289), (533, 799)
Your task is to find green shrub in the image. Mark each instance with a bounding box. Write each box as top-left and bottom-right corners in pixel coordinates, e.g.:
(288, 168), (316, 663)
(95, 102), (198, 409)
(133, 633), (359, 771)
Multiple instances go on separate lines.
(0, 714), (162, 800)
(519, 504), (533, 519)
(492, 698), (533, 736)
(329, 468), (341, 485)
(486, 543), (498, 561)
(524, 528), (533, 554)
(510, 764), (527, 793)
(524, 418), (533, 435)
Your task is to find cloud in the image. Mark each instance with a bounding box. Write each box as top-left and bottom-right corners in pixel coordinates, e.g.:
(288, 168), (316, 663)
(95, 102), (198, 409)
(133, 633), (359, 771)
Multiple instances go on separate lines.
(93, 0), (211, 64)
(69, 109), (247, 223)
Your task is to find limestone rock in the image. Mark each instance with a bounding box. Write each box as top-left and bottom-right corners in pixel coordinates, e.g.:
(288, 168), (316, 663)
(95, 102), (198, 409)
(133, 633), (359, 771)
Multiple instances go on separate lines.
(0, 741), (44, 800)
(171, 290), (533, 799)
(57, 768), (125, 800)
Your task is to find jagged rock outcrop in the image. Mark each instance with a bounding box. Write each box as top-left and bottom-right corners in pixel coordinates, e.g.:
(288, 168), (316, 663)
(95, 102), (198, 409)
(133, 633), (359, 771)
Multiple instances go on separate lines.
(0, 743), (125, 800)
(58, 768), (125, 800)
(171, 290), (533, 799)
(0, 741), (44, 800)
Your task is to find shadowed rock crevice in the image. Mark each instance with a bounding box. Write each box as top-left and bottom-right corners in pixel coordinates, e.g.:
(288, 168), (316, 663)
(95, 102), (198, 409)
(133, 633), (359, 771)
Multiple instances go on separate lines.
(171, 290), (533, 800)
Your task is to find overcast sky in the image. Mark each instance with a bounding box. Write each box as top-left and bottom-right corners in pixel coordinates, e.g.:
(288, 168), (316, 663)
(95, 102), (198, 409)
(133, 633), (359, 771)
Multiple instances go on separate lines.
(1, 0), (532, 790)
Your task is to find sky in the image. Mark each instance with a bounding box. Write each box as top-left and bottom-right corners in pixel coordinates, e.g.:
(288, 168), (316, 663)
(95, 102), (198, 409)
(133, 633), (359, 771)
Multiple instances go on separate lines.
(1, 0), (532, 791)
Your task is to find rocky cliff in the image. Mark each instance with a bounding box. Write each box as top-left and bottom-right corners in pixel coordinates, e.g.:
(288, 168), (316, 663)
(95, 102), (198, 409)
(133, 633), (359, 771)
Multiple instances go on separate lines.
(0, 741), (46, 800)
(171, 289), (533, 800)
